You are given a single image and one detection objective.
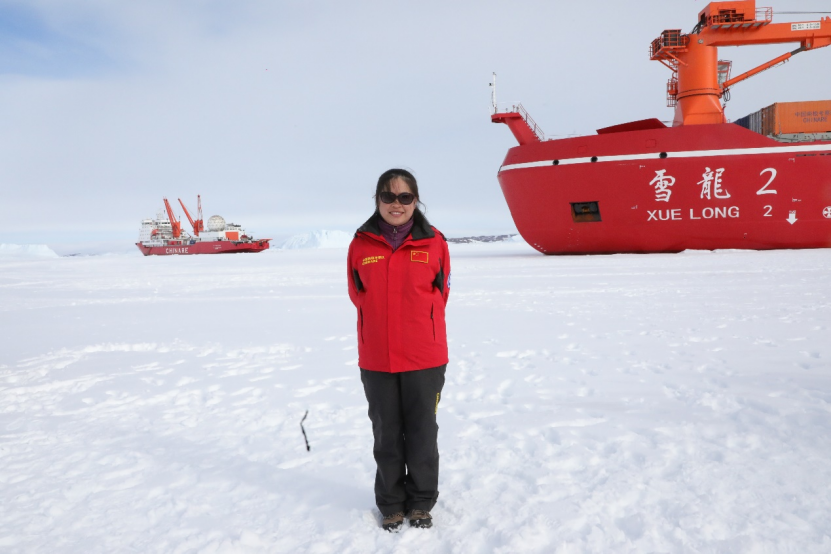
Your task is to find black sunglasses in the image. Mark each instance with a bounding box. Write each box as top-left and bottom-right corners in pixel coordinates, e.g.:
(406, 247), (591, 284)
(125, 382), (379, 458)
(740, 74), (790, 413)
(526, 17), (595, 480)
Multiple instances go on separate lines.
(378, 192), (416, 205)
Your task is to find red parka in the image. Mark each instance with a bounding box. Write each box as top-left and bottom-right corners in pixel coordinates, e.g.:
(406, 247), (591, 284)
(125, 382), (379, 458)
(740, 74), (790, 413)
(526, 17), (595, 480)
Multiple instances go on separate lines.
(348, 211), (451, 373)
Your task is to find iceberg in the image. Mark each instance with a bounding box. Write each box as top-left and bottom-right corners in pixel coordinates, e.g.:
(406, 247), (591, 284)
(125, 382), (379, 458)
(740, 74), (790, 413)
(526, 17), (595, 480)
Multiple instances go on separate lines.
(280, 230), (353, 250)
(0, 244), (59, 258)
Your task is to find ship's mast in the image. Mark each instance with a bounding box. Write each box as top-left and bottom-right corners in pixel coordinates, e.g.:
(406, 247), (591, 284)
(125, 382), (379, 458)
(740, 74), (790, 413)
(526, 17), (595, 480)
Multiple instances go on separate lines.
(197, 195), (203, 233)
(650, 1), (831, 126)
(490, 72), (497, 115)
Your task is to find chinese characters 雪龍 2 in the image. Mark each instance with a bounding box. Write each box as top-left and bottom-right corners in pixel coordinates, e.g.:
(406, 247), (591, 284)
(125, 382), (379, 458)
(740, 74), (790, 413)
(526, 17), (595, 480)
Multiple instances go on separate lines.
(698, 167), (731, 199)
(649, 169), (675, 202)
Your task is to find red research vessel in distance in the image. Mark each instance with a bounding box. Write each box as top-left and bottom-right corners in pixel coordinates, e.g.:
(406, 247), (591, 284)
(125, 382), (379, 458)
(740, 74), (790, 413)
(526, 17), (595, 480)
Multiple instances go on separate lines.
(492, 1), (831, 254)
(136, 196), (270, 255)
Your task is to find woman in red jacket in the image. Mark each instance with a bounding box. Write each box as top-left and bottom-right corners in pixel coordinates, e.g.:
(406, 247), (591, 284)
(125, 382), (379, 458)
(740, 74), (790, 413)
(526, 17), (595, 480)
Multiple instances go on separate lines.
(347, 168), (451, 532)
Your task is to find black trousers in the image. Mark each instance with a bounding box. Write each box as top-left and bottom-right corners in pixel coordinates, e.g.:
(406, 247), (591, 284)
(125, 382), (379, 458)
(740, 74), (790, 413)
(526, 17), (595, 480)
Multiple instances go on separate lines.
(360, 365), (446, 516)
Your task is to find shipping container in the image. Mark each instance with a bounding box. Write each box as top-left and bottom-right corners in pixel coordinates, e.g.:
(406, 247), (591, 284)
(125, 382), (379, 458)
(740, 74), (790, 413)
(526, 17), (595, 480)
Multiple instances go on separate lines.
(733, 111), (762, 134)
(734, 100), (831, 136)
(734, 114), (751, 130)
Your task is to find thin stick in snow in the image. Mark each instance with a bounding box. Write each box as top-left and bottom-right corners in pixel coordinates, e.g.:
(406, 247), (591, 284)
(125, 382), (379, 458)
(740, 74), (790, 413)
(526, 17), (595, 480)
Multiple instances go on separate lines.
(300, 410), (311, 451)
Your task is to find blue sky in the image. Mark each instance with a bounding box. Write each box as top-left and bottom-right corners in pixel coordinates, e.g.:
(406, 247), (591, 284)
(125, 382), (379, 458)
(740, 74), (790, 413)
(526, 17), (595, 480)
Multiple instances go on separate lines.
(0, 2), (118, 78)
(2, 0), (830, 252)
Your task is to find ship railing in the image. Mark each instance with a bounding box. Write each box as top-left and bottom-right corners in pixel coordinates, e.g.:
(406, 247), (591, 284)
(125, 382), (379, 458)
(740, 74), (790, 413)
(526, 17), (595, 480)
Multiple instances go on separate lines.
(666, 78), (679, 108)
(494, 101), (546, 141)
(757, 7), (773, 24)
(707, 7), (772, 27)
(650, 30), (687, 60)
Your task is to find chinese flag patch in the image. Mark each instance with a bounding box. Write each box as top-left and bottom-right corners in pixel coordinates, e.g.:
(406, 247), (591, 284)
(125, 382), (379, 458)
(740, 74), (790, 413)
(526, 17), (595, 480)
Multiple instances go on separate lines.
(411, 250), (429, 263)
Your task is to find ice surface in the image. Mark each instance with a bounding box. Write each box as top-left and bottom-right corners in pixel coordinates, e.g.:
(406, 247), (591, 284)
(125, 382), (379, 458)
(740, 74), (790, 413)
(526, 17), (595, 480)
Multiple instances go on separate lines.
(1, 242), (830, 553)
(280, 230), (353, 250)
(0, 243), (59, 258)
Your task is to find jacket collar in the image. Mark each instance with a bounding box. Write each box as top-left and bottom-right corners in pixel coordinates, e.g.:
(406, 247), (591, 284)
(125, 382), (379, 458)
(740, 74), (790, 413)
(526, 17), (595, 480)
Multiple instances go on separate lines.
(356, 210), (435, 241)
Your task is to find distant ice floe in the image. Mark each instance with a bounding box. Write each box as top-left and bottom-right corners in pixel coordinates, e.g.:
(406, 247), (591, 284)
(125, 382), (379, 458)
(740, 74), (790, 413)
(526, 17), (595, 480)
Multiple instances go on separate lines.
(0, 243), (59, 258)
(279, 230), (353, 250)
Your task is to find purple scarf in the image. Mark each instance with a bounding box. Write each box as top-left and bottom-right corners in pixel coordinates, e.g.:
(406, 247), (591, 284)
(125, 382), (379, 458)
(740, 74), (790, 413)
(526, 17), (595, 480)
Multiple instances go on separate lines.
(378, 217), (414, 251)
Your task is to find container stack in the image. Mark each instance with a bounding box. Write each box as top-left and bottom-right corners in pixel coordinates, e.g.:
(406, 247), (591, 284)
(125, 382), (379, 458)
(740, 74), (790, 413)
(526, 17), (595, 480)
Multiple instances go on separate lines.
(733, 100), (831, 142)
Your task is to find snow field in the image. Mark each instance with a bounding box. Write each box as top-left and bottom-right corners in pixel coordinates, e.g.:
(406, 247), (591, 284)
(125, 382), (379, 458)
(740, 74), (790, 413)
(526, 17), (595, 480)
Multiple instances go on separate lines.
(1, 243), (830, 553)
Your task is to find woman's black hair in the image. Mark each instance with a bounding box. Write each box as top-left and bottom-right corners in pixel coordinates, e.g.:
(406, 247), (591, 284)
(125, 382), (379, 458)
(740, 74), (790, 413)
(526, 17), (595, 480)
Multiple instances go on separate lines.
(374, 168), (426, 214)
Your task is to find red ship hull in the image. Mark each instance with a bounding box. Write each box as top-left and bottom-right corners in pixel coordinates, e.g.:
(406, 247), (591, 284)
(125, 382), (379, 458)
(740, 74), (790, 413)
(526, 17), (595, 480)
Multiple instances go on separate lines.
(135, 240), (270, 256)
(497, 123), (831, 254)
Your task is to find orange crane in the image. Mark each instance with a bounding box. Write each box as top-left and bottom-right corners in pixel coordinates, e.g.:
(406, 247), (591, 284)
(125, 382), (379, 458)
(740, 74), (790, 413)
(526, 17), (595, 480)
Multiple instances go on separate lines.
(178, 195), (204, 236)
(162, 197), (182, 238)
(650, 1), (831, 126)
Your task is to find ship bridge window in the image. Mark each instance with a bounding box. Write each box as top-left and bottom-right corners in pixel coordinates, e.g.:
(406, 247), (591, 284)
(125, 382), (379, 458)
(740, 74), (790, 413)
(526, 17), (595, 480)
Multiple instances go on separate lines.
(571, 201), (602, 223)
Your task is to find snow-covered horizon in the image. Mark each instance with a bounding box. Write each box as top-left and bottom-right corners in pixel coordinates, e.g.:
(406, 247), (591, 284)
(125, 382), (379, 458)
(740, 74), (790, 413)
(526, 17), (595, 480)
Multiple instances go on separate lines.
(2, 242), (830, 552)
(2, 231), (522, 258)
(0, 232), (358, 258)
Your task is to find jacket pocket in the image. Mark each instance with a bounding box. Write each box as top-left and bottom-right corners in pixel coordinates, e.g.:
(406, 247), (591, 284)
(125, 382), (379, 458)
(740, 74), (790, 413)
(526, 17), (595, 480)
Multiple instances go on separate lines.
(431, 303), (435, 341)
(359, 307), (365, 344)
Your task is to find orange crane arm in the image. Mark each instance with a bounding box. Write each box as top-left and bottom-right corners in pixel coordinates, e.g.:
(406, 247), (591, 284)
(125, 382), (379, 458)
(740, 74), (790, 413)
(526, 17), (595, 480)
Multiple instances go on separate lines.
(652, 2), (831, 126)
(178, 198), (199, 236)
(700, 16), (831, 91)
(721, 50), (794, 90)
(163, 197), (182, 238)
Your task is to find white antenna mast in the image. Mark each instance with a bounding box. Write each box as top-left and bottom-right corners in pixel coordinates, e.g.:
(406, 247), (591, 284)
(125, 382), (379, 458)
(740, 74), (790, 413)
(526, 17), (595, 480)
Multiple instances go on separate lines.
(490, 72), (497, 114)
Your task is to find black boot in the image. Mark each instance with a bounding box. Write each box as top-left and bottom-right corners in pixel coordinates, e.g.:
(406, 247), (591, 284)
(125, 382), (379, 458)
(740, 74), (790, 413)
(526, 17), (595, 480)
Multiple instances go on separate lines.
(409, 510), (433, 529)
(382, 512), (405, 532)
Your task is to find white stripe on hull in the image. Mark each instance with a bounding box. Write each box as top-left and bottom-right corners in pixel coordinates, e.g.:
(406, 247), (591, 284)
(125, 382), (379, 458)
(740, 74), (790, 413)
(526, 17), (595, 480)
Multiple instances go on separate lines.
(499, 143), (831, 172)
